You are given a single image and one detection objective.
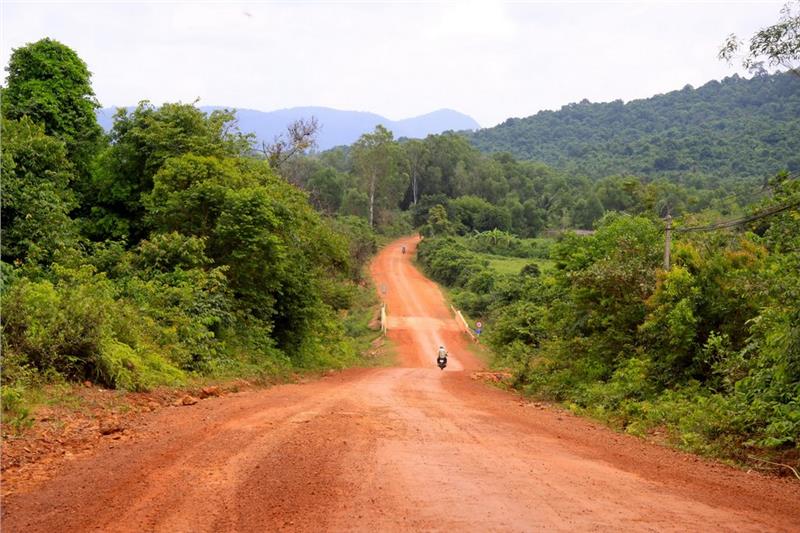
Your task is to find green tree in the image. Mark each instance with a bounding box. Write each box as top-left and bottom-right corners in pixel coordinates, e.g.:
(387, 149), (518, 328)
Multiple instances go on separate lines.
(351, 125), (403, 227)
(1, 117), (78, 266)
(2, 38), (103, 176)
(144, 153), (349, 354)
(572, 193), (604, 229)
(86, 102), (252, 242)
(425, 204), (454, 237)
(423, 133), (479, 198)
(402, 139), (429, 206)
(340, 188), (369, 218)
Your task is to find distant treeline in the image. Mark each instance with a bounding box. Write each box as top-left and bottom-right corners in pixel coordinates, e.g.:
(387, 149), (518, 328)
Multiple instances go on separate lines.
(285, 129), (764, 237)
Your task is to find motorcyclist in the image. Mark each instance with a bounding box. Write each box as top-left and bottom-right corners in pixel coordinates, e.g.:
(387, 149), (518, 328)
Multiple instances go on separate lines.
(436, 345), (448, 367)
(402, 245), (406, 254)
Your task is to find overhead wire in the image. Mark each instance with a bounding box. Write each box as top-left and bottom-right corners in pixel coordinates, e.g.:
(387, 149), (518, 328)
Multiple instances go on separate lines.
(671, 172), (799, 233)
(674, 199), (800, 233)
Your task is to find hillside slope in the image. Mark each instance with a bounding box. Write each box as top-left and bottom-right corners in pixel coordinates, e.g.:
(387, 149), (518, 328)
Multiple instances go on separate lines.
(469, 72), (800, 180)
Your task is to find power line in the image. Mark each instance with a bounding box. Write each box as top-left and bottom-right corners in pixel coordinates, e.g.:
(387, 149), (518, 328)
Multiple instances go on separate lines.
(662, 174), (798, 269)
(673, 199), (800, 233)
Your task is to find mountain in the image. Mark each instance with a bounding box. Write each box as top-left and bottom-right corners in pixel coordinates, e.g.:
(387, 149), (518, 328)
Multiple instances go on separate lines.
(467, 72), (800, 180)
(95, 105), (480, 150)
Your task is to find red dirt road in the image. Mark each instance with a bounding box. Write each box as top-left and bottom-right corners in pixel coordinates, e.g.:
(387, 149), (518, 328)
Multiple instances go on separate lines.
(2, 236), (798, 532)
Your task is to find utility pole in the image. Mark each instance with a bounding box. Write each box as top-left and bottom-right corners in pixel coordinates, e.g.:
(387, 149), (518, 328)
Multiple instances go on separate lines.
(664, 215), (672, 271)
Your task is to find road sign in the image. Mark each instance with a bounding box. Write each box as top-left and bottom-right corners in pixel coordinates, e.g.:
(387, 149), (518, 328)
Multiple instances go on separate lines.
(476, 321), (482, 329)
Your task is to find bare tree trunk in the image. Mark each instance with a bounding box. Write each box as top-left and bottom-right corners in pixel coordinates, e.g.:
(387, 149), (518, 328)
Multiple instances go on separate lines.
(369, 174), (376, 227)
(412, 170), (418, 205)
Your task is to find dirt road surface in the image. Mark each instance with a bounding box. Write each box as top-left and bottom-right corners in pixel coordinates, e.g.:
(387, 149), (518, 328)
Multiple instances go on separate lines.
(2, 236), (798, 532)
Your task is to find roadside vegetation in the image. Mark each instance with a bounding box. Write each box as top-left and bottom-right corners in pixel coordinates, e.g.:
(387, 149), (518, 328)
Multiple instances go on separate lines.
(413, 6), (800, 469)
(1, 39), (383, 429)
(417, 178), (799, 467)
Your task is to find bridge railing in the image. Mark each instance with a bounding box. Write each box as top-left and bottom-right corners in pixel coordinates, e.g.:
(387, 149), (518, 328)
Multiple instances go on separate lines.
(451, 305), (476, 342)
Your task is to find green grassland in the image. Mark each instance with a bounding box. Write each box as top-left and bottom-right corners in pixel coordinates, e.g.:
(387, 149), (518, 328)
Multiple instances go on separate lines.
(485, 255), (555, 275)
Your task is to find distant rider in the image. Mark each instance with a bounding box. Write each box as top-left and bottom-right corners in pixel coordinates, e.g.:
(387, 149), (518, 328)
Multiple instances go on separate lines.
(437, 345), (448, 365)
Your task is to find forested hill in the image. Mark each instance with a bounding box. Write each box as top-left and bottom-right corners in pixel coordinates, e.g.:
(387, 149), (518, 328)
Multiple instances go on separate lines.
(469, 72), (800, 180)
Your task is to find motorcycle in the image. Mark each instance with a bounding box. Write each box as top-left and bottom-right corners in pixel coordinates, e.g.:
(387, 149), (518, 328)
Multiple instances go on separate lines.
(437, 353), (447, 370)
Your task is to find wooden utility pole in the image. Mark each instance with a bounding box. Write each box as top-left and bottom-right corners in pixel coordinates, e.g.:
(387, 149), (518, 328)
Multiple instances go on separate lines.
(664, 215), (672, 271)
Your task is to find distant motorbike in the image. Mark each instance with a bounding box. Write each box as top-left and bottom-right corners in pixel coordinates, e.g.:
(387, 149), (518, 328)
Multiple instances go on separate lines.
(437, 353), (448, 370)
(402, 245), (406, 254)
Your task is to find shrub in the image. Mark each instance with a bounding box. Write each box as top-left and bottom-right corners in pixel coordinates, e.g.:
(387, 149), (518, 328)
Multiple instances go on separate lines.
(1, 265), (185, 390)
(416, 237), (487, 287)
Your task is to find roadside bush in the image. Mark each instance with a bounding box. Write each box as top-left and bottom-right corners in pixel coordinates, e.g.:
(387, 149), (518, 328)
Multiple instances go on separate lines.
(520, 263), (541, 277)
(2, 266), (113, 379)
(416, 237), (487, 287)
(95, 339), (184, 391)
(1, 264), (185, 390)
(480, 191), (800, 463)
(329, 215), (377, 280)
(0, 384), (33, 433)
(452, 289), (493, 318)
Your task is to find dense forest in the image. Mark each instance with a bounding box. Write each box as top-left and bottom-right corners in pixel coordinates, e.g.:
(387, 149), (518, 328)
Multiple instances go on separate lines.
(1, 39), (379, 418)
(468, 72), (800, 180)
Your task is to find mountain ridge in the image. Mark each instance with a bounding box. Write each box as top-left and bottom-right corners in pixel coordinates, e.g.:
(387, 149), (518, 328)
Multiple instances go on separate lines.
(95, 105), (480, 150)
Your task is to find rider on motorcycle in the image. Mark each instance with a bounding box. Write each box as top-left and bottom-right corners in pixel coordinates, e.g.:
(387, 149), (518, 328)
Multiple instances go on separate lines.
(437, 345), (448, 366)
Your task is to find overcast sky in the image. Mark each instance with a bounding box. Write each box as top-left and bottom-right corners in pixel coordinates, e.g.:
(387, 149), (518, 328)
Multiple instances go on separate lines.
(1, 0), (785, 127)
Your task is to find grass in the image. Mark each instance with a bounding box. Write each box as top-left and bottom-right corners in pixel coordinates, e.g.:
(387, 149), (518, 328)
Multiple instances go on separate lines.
(483, 254), (556, 275)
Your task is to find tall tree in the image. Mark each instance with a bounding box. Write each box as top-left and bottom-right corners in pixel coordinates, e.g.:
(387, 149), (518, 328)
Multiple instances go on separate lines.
(403, 139), (429, 206)
(351, 125), (402, 227)
(2, 38), (103, 176)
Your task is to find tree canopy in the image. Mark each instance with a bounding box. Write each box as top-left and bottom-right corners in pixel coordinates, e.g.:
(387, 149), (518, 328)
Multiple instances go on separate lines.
(2, 38), (103, 176)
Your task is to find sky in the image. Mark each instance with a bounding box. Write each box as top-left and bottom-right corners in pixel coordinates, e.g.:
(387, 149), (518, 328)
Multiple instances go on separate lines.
(1, 0), (786, 127)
